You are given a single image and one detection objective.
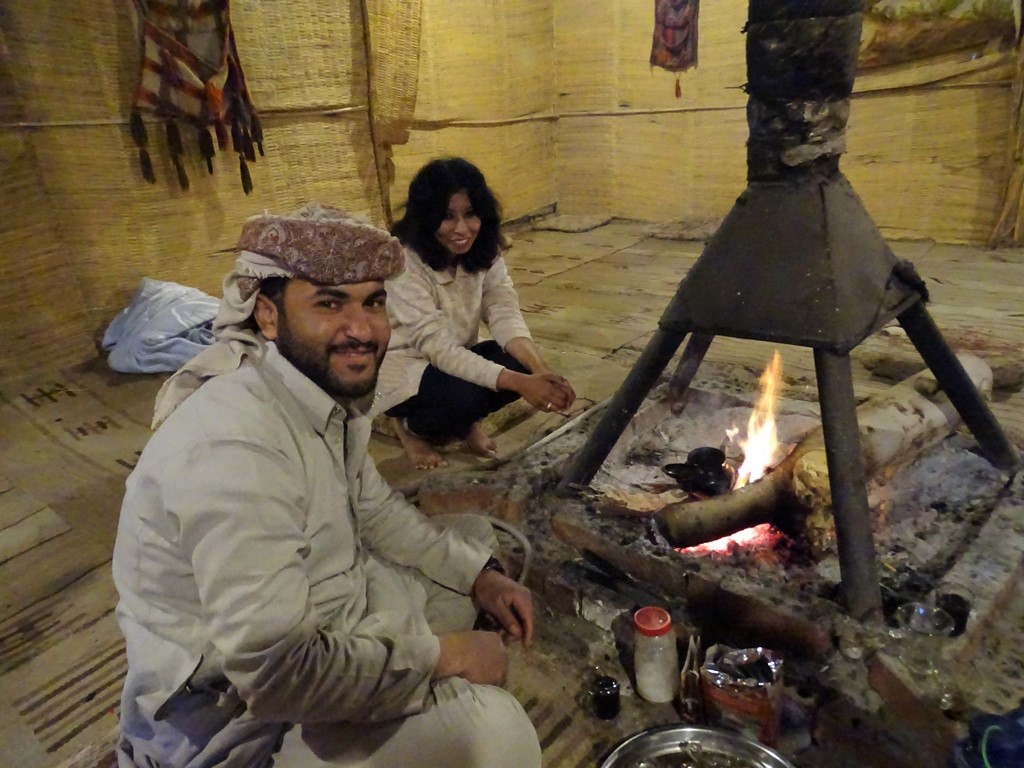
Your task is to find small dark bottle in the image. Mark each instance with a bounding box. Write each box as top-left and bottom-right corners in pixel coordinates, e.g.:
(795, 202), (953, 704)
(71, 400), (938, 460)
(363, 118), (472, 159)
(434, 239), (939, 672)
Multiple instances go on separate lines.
(593, 675), (621, 719)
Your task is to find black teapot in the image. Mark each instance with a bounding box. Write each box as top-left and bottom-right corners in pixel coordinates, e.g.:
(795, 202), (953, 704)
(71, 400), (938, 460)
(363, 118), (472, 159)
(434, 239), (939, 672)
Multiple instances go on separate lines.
(662, 446), (736, 497)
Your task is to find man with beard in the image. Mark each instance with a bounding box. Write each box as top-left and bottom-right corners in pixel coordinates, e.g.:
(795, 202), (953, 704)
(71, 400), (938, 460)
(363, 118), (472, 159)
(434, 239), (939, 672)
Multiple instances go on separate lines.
(111, 204), (541, 768)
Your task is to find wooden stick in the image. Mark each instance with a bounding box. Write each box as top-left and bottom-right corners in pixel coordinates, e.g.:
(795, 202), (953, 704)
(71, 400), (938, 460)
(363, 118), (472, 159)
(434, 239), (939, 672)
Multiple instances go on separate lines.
(655, 354), (993, 549)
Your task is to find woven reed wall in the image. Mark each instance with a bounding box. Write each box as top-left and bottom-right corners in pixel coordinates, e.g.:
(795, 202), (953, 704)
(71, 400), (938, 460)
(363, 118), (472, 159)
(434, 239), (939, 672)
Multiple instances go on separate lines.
(0, 21), (96, 376)
(35, 118), (381, 314)
(393, 122), (558, 222)
(1, 126), (95, 375)
(390, 0), (557, 221)
(553, 0), (1014, 245)
(1, 0), (384, 374)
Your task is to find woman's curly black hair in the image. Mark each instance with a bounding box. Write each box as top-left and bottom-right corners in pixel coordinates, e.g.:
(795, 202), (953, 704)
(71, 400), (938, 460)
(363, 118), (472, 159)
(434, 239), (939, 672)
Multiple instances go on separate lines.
(391, 157), (506, 273)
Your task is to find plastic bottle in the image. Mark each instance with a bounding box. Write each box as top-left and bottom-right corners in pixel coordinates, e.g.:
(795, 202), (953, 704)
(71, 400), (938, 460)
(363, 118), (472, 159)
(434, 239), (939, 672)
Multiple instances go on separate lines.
(633, 606), (679, 703)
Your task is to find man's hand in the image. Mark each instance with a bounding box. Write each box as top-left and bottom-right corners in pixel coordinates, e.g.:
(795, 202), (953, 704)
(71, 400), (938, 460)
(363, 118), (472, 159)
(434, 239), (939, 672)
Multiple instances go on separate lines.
(433, 631), (508, 685)
(471, 568), (535, 646)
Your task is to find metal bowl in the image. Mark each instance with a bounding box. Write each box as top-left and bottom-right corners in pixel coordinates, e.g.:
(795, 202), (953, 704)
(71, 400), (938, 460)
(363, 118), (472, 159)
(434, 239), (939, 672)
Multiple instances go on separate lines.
(599, 725), (794, 768)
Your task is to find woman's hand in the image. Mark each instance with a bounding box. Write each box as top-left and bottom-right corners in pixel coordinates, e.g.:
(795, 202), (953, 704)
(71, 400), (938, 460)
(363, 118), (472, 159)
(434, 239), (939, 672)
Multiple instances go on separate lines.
(524, 372), (575, 413)
(497, 338), (576, 412)
(499, 370), (576, 412)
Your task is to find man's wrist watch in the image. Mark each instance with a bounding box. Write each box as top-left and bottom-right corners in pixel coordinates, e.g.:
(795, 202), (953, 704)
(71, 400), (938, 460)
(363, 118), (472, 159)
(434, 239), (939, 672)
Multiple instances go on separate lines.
(481, 556), (506, 576)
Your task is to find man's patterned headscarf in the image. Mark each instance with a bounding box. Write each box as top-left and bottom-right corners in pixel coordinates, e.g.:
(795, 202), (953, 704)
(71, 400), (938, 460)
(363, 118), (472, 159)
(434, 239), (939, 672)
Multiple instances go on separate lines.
(233, 204), (405, 298)
(152, 204), (404, 427)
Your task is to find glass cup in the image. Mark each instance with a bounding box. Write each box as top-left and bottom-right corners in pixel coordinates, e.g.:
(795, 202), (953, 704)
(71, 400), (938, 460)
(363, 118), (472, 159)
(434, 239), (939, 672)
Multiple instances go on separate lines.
(934, 585), (974, 638)
(893, 602), (955, 706)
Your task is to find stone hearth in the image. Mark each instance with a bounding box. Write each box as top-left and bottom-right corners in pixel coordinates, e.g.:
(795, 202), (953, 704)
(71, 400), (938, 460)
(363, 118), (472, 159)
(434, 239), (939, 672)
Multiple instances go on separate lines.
(413, 372), (1024, 768)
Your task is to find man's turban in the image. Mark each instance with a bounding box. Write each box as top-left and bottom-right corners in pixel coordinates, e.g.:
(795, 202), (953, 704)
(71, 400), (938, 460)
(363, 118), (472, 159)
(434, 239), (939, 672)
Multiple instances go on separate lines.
(152, 204), (405, 427)
(233, 204), (405, 299)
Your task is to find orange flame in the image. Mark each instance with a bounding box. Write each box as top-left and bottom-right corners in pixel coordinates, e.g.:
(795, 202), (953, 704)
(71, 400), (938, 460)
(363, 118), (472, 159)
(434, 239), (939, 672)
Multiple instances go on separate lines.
(678, 352), (786, 556)
(731, 351), (784, 488)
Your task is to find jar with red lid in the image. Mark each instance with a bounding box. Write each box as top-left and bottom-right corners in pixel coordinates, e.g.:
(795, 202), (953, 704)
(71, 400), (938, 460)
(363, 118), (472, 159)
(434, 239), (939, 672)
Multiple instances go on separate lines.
(633, 606), (679, 703)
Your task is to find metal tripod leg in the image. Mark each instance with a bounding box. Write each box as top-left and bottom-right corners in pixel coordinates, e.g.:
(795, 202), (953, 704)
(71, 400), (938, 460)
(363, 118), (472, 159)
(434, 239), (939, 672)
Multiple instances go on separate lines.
(898, 302), (1019, 470)
(557, 328), (689, 493)
(814, 348), (882, 619)
(668, 332), (715, 398)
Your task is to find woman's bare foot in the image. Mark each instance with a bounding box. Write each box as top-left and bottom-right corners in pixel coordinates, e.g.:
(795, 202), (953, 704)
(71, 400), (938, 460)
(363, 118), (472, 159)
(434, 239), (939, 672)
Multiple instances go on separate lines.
(466, 422), (498, 459)
(393, 418), (448, 470)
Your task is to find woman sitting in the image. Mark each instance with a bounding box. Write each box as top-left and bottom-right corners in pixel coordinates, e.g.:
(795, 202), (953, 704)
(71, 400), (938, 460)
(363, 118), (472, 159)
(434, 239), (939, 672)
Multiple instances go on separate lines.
(374, 157), (576, 469)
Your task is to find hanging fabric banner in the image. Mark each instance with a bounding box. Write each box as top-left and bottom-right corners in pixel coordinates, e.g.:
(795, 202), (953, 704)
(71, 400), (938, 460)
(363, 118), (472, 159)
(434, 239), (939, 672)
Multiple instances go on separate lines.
(128, 0), (263, 194)
(650, 0), (699, 97)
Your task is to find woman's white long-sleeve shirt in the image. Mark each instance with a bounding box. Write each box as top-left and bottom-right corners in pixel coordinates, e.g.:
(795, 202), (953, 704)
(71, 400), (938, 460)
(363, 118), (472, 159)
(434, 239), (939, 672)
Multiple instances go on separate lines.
(372, 247), (532, 415)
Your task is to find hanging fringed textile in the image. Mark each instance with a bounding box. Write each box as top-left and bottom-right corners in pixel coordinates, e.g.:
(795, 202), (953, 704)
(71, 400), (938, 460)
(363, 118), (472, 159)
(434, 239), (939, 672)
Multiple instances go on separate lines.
(650, 0), (699, 97)
(128, 0), (262, 194)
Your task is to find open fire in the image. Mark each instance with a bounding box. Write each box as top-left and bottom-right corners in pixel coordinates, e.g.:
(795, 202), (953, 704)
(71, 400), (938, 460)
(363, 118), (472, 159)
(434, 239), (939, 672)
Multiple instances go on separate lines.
(729, 351), (784, 489)
(683, 352), (788, 555)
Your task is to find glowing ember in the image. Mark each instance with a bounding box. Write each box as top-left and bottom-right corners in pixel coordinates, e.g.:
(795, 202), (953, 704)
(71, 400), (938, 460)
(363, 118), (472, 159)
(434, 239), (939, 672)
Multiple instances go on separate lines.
(731, 350), (784, 488)
(680, 522), (777, 555)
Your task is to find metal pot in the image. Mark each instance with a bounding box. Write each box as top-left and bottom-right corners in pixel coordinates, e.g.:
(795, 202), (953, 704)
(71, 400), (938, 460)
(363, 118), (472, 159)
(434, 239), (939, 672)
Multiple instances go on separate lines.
(662, 446), (737, 497)
(599, 725), (794, 768)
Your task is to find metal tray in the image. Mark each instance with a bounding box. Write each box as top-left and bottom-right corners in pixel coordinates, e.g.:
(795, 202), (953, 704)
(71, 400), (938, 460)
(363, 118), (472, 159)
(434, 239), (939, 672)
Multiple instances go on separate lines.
(599, 725), (794, 768)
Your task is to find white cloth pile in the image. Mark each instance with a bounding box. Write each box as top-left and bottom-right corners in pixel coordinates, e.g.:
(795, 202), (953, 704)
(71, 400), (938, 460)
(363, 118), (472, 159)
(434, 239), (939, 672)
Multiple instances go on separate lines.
(102, 277), (219, 374)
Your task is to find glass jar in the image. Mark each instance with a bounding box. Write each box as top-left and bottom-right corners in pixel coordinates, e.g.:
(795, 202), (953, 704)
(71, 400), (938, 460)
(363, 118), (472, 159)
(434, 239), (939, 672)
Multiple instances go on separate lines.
(633, 606), (679, 703)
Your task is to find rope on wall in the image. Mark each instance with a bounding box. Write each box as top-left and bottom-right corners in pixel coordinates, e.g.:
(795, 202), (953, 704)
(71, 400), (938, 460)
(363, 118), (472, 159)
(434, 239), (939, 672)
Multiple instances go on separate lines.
(991, 40), (1024, 247)
(358, 0), (423, 225)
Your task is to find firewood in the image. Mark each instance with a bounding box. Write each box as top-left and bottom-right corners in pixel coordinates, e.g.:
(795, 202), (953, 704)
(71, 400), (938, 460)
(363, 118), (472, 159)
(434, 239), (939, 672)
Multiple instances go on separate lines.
(655, 355), (993, 551)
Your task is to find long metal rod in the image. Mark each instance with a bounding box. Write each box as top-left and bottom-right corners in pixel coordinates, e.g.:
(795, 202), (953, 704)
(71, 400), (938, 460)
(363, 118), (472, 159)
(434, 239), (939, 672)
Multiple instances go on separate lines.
(481, 396), (612, 471)
(557, 328), (687, 493)
(814, 348), (882, 619)
(395, 398), (612, 498)
(898, 302), (1019, 470)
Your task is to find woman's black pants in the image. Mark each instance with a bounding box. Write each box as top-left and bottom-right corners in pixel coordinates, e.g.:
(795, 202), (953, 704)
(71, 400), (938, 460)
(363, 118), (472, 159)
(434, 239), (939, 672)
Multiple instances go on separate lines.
(386, 340), (528, 441)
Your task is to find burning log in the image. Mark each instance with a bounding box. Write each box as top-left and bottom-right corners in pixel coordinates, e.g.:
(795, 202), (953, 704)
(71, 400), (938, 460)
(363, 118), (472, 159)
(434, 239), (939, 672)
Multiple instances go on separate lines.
(655, 354), (994, 552)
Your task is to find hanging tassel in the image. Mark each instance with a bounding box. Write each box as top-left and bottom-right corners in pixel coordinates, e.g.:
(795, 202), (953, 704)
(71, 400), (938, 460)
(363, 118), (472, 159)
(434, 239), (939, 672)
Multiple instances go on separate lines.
(242, 126), (256, 163)
(234, 99), (257, 161)
(250, 112), (265, 156)
(130, 109), (148, 148)
(130, 110), (156, 184)
(239, 154), (253, 195)
(165, 119), (183, 156)
(214, 120), (229, 150)
(165, 119), (189, 190)
(230, 116), (243, 154)
(675, 76), (682, 99)
(138, 149), (156, 184)
(171, 154), (190, 190)
(197, 125), (216, 174)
